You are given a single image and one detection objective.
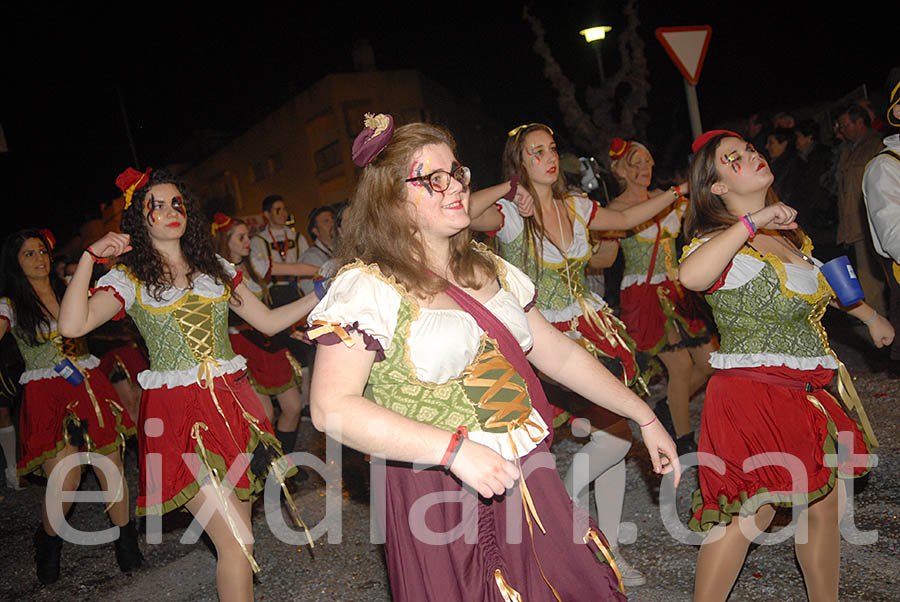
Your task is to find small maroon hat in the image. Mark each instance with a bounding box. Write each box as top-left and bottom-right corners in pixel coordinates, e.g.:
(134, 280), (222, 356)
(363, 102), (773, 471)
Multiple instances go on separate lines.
(691, 129), (741, 154)
(351, 113), (395, 167)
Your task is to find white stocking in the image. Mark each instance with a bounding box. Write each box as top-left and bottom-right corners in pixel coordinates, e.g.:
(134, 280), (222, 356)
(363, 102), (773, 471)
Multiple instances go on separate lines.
(563, 426), (632, 547)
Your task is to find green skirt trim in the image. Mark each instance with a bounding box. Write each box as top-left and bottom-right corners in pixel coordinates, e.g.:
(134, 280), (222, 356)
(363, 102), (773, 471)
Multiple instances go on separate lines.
(688, 408), (873, 533)
(250, 374), (300, 397)
(17, 402), (136, 478)
(137, 425), (296, 517)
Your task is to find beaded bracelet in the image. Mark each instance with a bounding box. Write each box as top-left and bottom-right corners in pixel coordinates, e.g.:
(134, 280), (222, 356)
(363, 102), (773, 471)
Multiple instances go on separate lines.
(440, 426), (469, 470)
(738, 213), (757, 238)
(862, 310), (878, 325)
(84, 247), (109, 264)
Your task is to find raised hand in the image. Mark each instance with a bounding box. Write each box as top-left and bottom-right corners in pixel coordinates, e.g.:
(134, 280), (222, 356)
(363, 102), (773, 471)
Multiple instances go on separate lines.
(88, 232), (132, 259)
(514, 187), (535, 218)
(751, 202), (798, 231)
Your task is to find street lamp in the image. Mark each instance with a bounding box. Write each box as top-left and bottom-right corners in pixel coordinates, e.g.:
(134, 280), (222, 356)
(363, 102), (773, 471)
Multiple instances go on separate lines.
(579, 26), (612, 82)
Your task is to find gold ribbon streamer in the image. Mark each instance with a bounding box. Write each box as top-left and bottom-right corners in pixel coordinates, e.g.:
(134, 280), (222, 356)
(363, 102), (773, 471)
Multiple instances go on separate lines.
(494, 569), (524, 602)
(63, 401), (95, 460)
(507, 429), (562, 601)
(103, 400), (129, 513)
(81, 370), (105, 429)
(808, 295), (879, 447)
(196, 357), (242, 451)
(190, 422), (260, 573)
(307, 320), (354, 347)
(584, 527), (625, 594)
(285, 351), (304, 381)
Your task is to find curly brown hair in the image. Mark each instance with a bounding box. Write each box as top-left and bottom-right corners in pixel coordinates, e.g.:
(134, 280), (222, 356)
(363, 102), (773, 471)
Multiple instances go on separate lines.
(501, 124), (569, 281)
(118, 170), (234, 302)
(684, 133), (803, 247)
(336, 122), (495, 297)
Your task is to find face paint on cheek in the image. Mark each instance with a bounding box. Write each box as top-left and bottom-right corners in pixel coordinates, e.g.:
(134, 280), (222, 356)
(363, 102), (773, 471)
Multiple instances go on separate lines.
(172, 196), (187, 217)
(408, 160), (434, 203)
(527, 145), (542, 167)
(145, 197), (159, 227)
(721, 152), (742, 174)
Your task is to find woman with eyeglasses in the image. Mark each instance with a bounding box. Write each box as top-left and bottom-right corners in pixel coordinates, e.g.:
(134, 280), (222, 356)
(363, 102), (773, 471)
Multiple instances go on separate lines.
(605, 139), (715, 456)
(58, 169), (313, 602)
(679, 130), (891, 601)
(0, 228), (140, 584)
(309, 115), (679, 601)
(468, 123), (685, 585)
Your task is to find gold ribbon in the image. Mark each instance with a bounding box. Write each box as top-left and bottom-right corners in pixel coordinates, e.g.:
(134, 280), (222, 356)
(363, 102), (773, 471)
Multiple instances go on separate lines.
(576, 296), (630, 353)
(808, 296), (879, 447)
(506, 429), (562, 601)
(196, 357), (242, 451)
(584, 527), (625, 594)
(307, 320), (354, 347)
(62, 402), (95, 463)
(893, 262), (900, 286)
(191, 422), (260, 573)
(81, 369), (105, 429)
(102, 398), (129, 513)
(285, 351), (304, 381)
(462, 348), (546, 441)
(494, 569), (524, 602)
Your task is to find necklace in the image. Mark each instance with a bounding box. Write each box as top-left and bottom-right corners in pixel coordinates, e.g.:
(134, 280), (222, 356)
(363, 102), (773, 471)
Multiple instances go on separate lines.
(775, 235), (816, 267)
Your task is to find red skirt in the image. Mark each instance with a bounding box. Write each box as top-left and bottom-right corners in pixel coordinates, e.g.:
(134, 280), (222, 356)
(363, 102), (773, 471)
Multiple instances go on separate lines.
(17, 367), (136, 476)
(137, 370), (286, 516)
(552, 314), (638, 386)
(228, 332), (298, 395)
(619, 279), (709, 354)
(690, 366), (871, 532)
(381, 442), (627, 602)
(99, 343), (149, 385)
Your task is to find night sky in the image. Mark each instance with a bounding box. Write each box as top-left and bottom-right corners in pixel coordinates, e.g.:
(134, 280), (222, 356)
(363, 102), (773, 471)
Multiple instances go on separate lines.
(3, 2), (895, 247)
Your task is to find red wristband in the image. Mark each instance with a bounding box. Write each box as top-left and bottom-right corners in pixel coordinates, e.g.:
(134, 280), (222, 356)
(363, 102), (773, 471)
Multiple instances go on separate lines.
(84, 247), (109, 264)
(440, 426), (469, 470)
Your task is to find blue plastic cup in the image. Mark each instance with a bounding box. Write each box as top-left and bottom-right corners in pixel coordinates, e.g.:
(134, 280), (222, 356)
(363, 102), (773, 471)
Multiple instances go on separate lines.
(53, 358), (84, 386)
(820, 255), (864, 306)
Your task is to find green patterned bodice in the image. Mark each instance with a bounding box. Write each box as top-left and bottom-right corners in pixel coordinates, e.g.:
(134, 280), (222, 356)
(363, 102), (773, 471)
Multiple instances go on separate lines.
(126, 291), (236, 373)
(707, 258), (831, 360)
(363, 298), (536, 435)
(621, 234), (676, 280)
(10, 328), (90, 372)
(497, 230), (594, 313)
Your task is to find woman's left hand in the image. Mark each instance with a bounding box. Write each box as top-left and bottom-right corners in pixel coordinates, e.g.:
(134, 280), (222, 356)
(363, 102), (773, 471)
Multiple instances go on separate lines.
(867, 313), (895, 348)
(640, 419), (681, 487)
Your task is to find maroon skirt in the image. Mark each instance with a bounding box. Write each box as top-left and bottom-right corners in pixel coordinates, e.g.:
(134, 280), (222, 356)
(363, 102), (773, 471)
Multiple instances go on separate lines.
(99, 343), (149, 385)
(18, 367), (136, 476)
(690, 366), (871, 532)
(381, 442), (627, 601)
(619, 279), (709, 354)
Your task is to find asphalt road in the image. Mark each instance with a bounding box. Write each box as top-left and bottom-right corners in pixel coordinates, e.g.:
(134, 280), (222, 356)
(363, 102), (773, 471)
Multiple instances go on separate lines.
(1, 313), (898, 601)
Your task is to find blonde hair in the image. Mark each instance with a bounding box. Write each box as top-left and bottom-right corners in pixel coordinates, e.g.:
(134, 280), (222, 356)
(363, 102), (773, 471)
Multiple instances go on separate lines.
(336, 123), (495, 297)
(610, 141), (654, 190)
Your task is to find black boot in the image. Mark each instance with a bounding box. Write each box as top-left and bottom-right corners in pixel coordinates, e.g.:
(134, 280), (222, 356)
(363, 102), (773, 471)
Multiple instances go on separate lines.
(675, 433), (698, 457)
(34, 526), (62, 584)
(114, 520), (143, 573)
(275, 428), (308, 482)
(654, 399), (677, 439)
